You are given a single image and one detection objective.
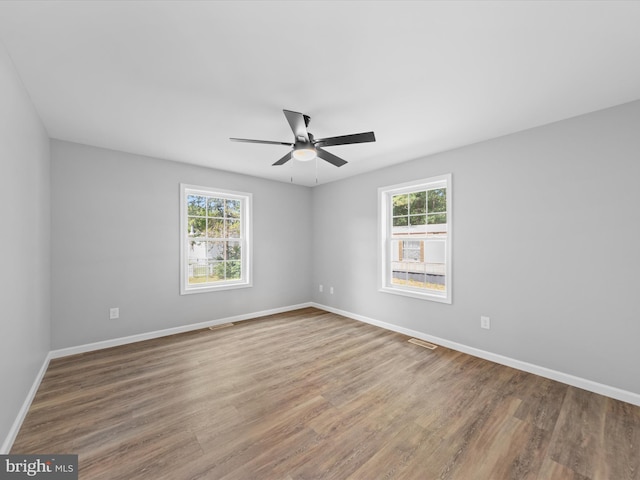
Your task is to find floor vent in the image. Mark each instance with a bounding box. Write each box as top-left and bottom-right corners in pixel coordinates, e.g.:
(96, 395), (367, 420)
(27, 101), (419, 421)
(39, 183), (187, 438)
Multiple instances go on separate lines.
(209, 323), (234, 331)
(408, 338), (438, 350)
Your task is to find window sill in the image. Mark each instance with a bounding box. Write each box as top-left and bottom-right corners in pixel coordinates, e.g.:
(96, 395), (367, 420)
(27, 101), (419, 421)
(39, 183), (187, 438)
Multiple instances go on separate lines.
(181, 281), (252, 295)
(379, 286), (451, 304)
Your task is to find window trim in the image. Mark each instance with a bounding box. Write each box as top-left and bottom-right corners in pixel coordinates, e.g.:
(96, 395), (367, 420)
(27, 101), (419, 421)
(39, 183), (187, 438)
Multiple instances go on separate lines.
(180, 183), (253, 295)
(378, 174), (452, 304)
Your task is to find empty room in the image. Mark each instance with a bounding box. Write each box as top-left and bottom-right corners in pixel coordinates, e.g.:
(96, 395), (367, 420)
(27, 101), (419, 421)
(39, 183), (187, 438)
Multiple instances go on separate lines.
(1, 1), (639, 479)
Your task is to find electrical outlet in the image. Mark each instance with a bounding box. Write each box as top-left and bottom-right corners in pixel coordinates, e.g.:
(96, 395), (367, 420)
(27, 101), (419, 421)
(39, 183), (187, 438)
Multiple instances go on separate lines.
(319, 284), (323, 292)
(480, 316), (490, 329)
(330, 287), (334, 294)
(110, 307), (119, 319)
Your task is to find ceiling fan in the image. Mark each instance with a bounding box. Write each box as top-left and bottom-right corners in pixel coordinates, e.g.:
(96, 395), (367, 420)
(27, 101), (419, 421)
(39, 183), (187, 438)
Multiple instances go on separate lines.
(230, 109), (376, 167)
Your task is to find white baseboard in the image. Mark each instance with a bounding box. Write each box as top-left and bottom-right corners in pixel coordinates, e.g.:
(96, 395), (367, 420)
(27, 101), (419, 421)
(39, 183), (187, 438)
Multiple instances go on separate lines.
(311, 303), (640, 407)
(50, 302), (313, 359)
(1, 352), (53, 454)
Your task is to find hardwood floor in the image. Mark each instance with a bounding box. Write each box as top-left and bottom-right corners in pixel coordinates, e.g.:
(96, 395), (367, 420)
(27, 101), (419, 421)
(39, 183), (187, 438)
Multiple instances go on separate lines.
(11, 308), (640, 479)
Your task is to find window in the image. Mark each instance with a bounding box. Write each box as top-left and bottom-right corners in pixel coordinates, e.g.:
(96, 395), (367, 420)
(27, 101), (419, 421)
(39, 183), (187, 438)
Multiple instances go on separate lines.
(180, 184), (252, 294)
(379, 174), (451, 303)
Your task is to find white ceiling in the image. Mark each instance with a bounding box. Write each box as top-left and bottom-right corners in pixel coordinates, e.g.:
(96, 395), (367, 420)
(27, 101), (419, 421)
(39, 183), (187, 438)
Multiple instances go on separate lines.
(1, 1), (640, 186)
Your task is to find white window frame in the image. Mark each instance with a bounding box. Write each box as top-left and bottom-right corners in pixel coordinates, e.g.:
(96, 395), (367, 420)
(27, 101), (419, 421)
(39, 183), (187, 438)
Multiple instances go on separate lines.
(378, 174), (452, 304)
(180, 184), (252, 295)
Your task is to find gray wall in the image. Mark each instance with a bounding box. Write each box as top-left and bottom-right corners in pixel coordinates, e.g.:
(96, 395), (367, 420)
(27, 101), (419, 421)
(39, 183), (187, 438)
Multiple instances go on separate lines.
(0, 42), (51, 450)
(51, 140), (312, 349)
(311, 100), (640, 395)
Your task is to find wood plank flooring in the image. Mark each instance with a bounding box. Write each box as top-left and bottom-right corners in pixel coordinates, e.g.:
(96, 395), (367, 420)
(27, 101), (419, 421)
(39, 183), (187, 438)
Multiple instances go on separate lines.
(11, 307), (640, 479)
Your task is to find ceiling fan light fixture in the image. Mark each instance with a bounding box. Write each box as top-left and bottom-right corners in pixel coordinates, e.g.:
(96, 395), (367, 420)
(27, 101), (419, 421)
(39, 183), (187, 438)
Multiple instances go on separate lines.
(231, 109), (375, 168)
(292, 147), (317, 162)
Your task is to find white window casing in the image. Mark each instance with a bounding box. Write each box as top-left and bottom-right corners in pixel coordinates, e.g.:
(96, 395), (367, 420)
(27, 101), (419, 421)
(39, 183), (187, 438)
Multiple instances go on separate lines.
(378, 174), (452, 304)
(180, 184), (252, 295)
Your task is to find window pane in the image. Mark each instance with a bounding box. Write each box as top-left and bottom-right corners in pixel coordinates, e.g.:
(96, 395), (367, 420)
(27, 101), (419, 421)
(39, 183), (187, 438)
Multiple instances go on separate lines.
(393, 216), (408, 227)
(207, 197), (225, 217)
(427, 213), (447, 224)
(187, 240), (207, 284)
(207, 241), (225, 261)
(391, 264), (446, 291)
(226, 219), (240, 238)
(424, 240), (446, 266)
(391, 239), (401, 262)
(208, 261), (224, 281)
(392, 194), (408, 216)
(187, 195), (206, 216)
(188, 217), (206, 237)
(391, 269), (408, 285)
(227, 261), (242, 280)
(409, 191), (426, 214)
(226, 199), (241, 218)
(400, 240), (421, 261)
(404, 248), (420, 261)
(188, 240), (206, 260)
(408, 272), (427, 287)
(227, 241), (241, 260)
(428, 188), (446, 213)
(189, 266), (209, 284)
(207, 218), (224, 238)
(409, 214), (426, 226)
(411, 274), (445, 291)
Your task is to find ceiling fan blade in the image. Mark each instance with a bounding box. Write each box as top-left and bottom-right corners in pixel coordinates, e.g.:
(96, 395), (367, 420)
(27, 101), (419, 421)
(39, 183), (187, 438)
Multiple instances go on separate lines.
(283, 110), (310, 142)
(314, 131), (376, 148)
(272, 151), (292, 166)
(316, 147), (347, 167)
(230, 138), (291, 146)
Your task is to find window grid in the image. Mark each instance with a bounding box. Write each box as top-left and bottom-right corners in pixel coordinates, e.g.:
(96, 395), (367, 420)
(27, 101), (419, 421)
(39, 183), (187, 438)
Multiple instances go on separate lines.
(187, 195), (243, 284)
